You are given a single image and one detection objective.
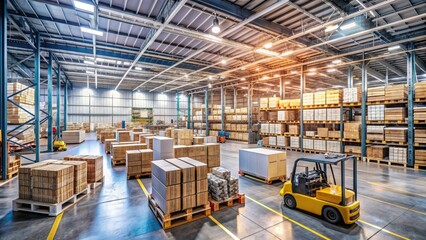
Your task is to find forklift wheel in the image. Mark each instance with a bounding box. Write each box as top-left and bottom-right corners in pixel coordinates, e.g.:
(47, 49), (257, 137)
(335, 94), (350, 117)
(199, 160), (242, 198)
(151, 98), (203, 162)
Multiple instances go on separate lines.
(323, 206), (342, 224)
(283, 195), (296, 209)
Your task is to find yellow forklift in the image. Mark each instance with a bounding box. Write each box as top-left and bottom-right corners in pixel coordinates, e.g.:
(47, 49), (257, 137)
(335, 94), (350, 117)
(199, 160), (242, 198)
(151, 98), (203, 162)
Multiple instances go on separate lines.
(280, 154), (360, 224)
(52, 127), (67, 151)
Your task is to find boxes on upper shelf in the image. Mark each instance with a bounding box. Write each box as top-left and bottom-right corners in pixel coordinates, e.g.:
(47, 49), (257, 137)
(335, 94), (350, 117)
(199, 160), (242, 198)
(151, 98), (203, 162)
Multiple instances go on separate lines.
(288, 125), (299, 135)
(314, 109), (327, 121)
(367, 125), (385, 141)
(278, 111), (298, 121)
(326, 108), (342, 121)
(314, 91), (326, 105)
(305, 131), (316, 137)
(328, 131), (340, 138)
(303, 109), (314, 121)
(326, 90), (342, 105)
(268, 97), (280, 108)
(384, 127), (407, 142)
(385, 107), (406, 121)
(344, 122), (361, 139)
(303, 93), (314, 106)
(289, 99), (300, 107)
(260, 98), (268, 108)
(415, 82), (426, 99)
(415, 129), (426, 144)
(368, 86), (385, 102)
(343, 87), (361, 103)
(368, 105), (385, 121)
(385, 84), (407, 101)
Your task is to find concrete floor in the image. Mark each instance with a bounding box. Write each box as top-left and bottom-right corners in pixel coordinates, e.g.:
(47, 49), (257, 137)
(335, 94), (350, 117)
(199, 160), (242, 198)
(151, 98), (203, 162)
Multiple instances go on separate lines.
(1, 134), (426, 239)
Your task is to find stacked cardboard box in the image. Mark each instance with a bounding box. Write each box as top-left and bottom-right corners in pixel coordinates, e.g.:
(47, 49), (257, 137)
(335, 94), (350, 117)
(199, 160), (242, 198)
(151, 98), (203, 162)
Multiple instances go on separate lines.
(62, 130), (85, 144)
(314, 109), (327, 121)
(205, 143), (220, 168)
(367, 125), (385, 141)
(290, 137), (300, 148)
(344, 122), (361, 139)
(172, 129), (193, 146)
(415, 150), (426, 166)
(343, 87), (361, 103)
(165, 128), (173, 138)
(193, 137), (204, 145)
(368, 86), (385, 102)
(415, 129), (426, 144)
(317, 128), (328, 138)
(414, 107), (426, 121)
(145, 136), (155, 149)
(385, 84), (407, 101)
(268, 111), (278, 121)
(303, 109), (314, 121)
(132, 132), (143, 142)
(384, 127), (407, 142)
(290, 99), (300, 107)
(187, 145), (207, 164)
(262, 137), (269, 146)
(328, 131), (340, 138)
(368, 105), (385, 121)
(100, 131), (116, 143)
(326, 108), (341, 121)
(179, 158), (208, 206)
(18, 161), (57, 200)
(64, 155), (103, 184)
(117, 131), (131, 142)
(314, 91), (326, 105)
(239, 148), (286, 180)
(303, 93), (314, 106)
(278, 111), (298, 121)
(415, 82), (426, 99)
(306, 131), (316, 137)
(277, 136), (289, 147)
(166, 159), (197, 210)
(279, 100), (290, 108)
(104, 139), (116, 153)
(326, 90), (342, 105)
(367, 146), (389, 159)
(288, 125), (299, 135)
(112, 144), (147, 161)
(345, 145), (361, 155)
(314, 140), (326, 151)
(260, 98), (268, 108)
(327, 141), (341, 152)
(303, 139), (314, 149)
(153, 137), (174, 160)
(269, 136), (277, 146)
(389, 147), (407, 163)
(385, 107), (406, 121)
(260, 111), (268, 121)
(126, 150), (152, 176)
(151, 160), (182, 214)
(173, 145), (188, 158)
(8, 83), (35, 124)
(268, 97), (280, 108)
(57, 161), (87, 193)
(139, 133), (155, 143)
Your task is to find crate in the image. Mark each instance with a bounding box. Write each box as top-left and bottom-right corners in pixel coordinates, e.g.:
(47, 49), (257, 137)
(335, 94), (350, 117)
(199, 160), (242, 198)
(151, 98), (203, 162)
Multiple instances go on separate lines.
(209, 193), (245, 211)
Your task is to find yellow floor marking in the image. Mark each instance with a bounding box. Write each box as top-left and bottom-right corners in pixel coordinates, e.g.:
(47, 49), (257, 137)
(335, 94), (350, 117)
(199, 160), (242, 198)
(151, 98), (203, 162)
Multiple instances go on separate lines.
(360, 194), (426, 216)
(46, 212), (64, 240)
(366, 181), (426, 198)
(358, 220), (410, 240)
(244, 174), (266, 183)
(137, 178), (149, 197)
(208, 216), (240, 240)
(245, 195), (331, 240)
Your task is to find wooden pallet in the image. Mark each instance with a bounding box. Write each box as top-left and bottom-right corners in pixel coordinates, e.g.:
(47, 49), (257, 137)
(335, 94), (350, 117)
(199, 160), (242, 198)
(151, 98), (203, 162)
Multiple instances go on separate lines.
(415, 98), (426, 103)
(238, 170), (285, 184)
(342, 138), (361, 143)
(89, 176), (104, 189)
(414, 120), (426, 124)
(304, 149), (326, 154)
(304, 104), (341, 109)
(127, 172), (151, 180)
(13, 187), (90, 216)
(343, 102), (361, 107)
(209, 193), (245, 212)
(383, 141), (407, 146)
(366, 158), (407, 167)
(111, 157), (126, 166)
(148, 194), (211, 229)
(414, 164), (426, 170)
(384, 99), (407, 104)
(366, 139), (385, 144)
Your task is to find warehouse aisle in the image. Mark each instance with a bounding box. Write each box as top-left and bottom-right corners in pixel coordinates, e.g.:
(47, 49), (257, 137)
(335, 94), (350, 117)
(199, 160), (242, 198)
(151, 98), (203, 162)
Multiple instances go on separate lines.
(1, 138), (426, 239)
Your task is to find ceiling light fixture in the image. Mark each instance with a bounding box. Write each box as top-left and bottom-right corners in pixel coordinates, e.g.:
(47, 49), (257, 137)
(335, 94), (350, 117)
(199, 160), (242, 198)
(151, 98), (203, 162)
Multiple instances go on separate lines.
(255, 48), (280, 57)
(135, 67), (142, 71)
(285, 81), (290, 85)
(84, 60), (94, 65)
(307, 72), (316, 76)
(208, 84), (212, 88)
(241, 66), (246, 70)
(211, 13), (221, 34)
(241, 78), (246, 81)
(81, 27), (103, 36)
(290, 70), (298, 74)
(332, 59), (342, 64)
(73, 0), (94, 13)
(388, 45), (401, 51)
(274, 74), (280, 78)
(325, 25), (338, 32)
(327, 68), (337, 73)
(263, 42), (273, 49)
(220, 59), (227, 65)
(281, 50), (294, 56)
(340, 22), (357, 30)
(208, 76), (213, 80)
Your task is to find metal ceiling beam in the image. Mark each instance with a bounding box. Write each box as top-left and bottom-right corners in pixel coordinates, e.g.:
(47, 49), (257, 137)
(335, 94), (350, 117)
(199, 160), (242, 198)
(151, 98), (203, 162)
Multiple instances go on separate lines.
(114, 0), (189, 90)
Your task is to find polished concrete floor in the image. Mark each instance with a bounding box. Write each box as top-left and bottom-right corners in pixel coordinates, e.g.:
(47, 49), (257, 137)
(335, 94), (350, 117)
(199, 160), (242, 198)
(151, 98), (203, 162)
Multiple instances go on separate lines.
(1, 134), (426, 240)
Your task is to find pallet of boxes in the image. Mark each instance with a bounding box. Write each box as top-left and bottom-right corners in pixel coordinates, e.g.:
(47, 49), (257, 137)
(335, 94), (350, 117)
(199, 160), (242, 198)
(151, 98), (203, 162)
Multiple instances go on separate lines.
(148, 158), (211, 229)
(126, 149), (153, 179)
(64, 155), (104, 188)
(12, 157), (102, 216)
(208, 167), (244, 211)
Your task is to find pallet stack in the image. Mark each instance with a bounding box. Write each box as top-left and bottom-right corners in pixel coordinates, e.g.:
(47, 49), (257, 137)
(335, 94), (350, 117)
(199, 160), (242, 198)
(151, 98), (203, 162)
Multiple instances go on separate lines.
(415, 150), (426, 167)
(153, 137), (174, 160)
(8, 83), (35, 124)
(173, 145), (188, 158)
(62, 130), (85, 144)
(326, 90), (342, 105)
(166, 159), (196, 210)
(57, 161), (88, 194)
(414, 107), (426, 121)
(268, 97), (280, 108)
(344, 122), (361, 140)
(117, 131), (131, 142)
(260, 98), (268, 108)
(100, 130), (116, 143)
(385, 84), (407, 101)
(187, 145), (207, 164)
(64, 155), (103, 185)
(314, 91), (326, 105)
(367, 125), (385, 141)
(172, 129), (193, 146)
(18, 160), (58, 200)
(205, 143), (220, 169)
(384, 127), (407, 142)
(368, 105), (385, 121)
(303, 93), (314, 106)
(385, 107), (406, 121)
(126, 149), (153, 178)
(368, 86), (385, 102)
(389, 147), (407, 163)
(276, 136), (289, 147)
(343, 87), (361, 103)
(415, 82), (426, 99)
(112, 144), (147, 164)
(290, 136), (300, 148)
(415, 129), (426, 145)
(179, 158), (208, 207)
(367, 145), (389, 159)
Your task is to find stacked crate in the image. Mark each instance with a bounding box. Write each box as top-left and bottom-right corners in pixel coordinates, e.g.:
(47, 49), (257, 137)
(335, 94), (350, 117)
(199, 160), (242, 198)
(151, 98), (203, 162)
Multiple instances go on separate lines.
(57, 161), (87, 193)
(18, 161), (57, 200)
(117, 131), (131, 142)
(187, 145), (207, 164)
(153, 137), (174, 160)
(415, 129), (426, 145)
(166, 159), (196, 210)
(345, 145), (361, 155)
(64, 155), (103, 184)
(367, 146), (389, 159)
(179, 158), (208, 207)
(328, 130), (340, 138)
(288, 125), (299, 135)
(260, 98), (268, 108)
(303, 109), (314, 121)
(384, 127), (407, 142)
(303, 93), (314, 106)
(32, 164), (74, 203)
(100, 130), (116, 143)
(268, 97), (280, 108)
(385, 84), (407, 101)
(414, 107), (426, 121)
(317, 128), (328, 138)
(112, 144), (147, 162)
(278, 111), (298, 121)
(306, 131), (316, 137)
(62, 130), (85, 144)
(151, 160), (182, 214)
(415, 150), (426, 166)
(277, 136), (289, 147)
(326, 90), (342, 105)
(367, 125), (385, 141)
(343, 87), (361, 103)
(327, 141), (341, 152)
(303, 139), (314, 150)
(290, 137), (300, 148)
(173, 145), (188, 158)
(139, 134), (155, 144)
(368, 105), (385, 121)
(368, 86), (385, 102)
(314, 91), (326, 105)
(205, 143), (220, 168)
(269, 136), (277, 146)
(172, 129), (193, 146)
(385, 107), (406, 121)
(389, 147), (407, 163)
(314, 140), (326, 151)
(314, 109), (327, 121)
(8, 82), (35, 124)
(344, 122), (361, 140)
(415, 82), (426, 99)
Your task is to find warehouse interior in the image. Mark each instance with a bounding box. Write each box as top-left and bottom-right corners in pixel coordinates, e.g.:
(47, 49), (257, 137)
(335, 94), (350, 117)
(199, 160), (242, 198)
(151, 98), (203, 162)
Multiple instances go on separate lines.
(1, 0), (426, 239)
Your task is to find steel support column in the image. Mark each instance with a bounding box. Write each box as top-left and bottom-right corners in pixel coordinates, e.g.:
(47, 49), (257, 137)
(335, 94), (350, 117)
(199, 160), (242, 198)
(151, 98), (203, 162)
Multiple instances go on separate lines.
(187, 94), (191, 129)
(279, 77), (286, 99)
(407, 42), (416, 167)
(347, 66), (354, 88)
(233, 88), (237, 109)
(176, 93), (180, 129)
(34, 32), (40, 162)
(385, 68), (389, 86)
(191, 93), (194, 129)
(300, 66), (305, 151)
(1, 0), (8, 179)
(56, 66), (61, 136)
(64, 80), (67, 131)
(47, 52), (53, 152)
(205, 88), (209, 136)
(221, 85), (225, 131)
(248, 82), (253, 143)
(361, 60), (368, 158)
